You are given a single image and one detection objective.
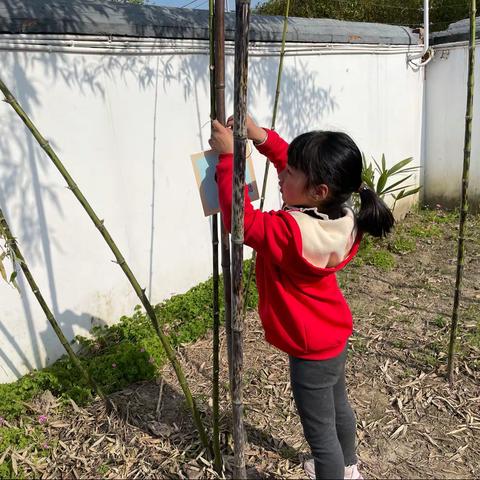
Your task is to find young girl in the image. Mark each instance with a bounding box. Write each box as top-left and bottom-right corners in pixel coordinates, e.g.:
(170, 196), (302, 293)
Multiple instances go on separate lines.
(209, 116), (394, 480)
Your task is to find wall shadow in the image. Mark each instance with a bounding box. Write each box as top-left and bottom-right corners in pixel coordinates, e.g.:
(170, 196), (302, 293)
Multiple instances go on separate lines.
(0, 1), (336, 378)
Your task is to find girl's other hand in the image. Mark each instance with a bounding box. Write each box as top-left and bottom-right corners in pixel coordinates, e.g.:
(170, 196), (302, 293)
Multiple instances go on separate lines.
(226, 114), (267, 144)
(209, 119), (233, 154)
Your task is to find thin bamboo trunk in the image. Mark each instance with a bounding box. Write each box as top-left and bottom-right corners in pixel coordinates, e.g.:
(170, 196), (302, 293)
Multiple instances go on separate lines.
(215, 0), (233, 388)
(447, 0), (476, 383)
(0, 78), (211, 456)
(0, 207), (110, 407)
(232, 1), (251, 477)
(209, 0), (223, 472)
(243, 0), (290, 316)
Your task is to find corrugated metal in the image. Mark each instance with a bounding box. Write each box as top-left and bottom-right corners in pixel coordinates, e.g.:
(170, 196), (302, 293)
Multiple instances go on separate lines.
(0, 0), (419, 45)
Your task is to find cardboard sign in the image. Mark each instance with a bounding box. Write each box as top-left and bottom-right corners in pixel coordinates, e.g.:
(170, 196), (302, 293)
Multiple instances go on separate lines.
(191, 147), (259, 217)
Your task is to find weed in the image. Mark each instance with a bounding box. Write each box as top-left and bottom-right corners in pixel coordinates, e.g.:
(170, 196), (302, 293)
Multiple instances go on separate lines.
(388, 235), (416, 254)
(434, 316), (447, 328)
(417, 207), (459, 224)
(407, 224), (442, 239)
(355, 236), (396, 270)
(98, 464), (110, 475)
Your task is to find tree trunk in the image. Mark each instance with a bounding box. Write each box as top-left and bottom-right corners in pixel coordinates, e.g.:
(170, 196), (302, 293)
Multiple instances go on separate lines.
(231, 1), (251, 477)
(209, 0), (223, 472)
(215, 0), (233, 391)
(447, 0), (476, 383)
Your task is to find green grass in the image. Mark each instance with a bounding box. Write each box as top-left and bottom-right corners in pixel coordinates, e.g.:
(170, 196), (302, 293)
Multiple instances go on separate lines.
(407, 224), (442, 238)
(354, 236), (396, 270)
(388, 235), (416, 254)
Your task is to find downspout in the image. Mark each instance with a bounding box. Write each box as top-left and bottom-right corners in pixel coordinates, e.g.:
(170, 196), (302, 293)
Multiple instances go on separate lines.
(409, 0), (434, 67)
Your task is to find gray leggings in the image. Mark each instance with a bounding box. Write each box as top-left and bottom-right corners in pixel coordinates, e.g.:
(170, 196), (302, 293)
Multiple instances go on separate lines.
(289, 346), (357, 480)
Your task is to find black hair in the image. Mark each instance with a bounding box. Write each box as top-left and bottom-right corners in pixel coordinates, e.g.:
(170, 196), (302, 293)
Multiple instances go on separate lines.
(287, 131), (394, 237)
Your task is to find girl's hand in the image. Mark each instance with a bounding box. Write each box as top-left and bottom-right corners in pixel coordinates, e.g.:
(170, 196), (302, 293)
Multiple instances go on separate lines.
(226, 114), (267, 144)
(209, 119), (233, 154)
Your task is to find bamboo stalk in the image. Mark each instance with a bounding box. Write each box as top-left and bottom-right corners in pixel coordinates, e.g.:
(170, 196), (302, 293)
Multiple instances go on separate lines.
(243, 0), (290, 316)
(0, 207), (110, 407)
(447, 0), (476, 383)
(215, 0), (233, 388)
(0, 77), (212, 456)
(231, 1), (251, 477)
(209, 0), (223, 472)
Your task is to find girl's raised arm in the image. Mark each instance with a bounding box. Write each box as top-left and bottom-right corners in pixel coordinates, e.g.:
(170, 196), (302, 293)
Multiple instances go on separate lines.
(254, 129), (289, 173)
(226, 115), (289, 173)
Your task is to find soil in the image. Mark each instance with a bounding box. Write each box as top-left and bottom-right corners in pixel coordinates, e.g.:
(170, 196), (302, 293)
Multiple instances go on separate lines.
(20, 210), (480, 478)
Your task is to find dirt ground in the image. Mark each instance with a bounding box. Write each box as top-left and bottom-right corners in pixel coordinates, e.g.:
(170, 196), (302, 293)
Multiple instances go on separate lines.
(19, 210), (480, 478)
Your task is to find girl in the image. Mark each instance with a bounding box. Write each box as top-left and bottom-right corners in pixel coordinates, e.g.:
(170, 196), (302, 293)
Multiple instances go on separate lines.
(209, 116), (394, 480)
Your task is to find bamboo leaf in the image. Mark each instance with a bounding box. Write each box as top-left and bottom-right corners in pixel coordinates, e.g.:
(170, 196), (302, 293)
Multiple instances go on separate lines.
(0, 252), (7, 283)
(388, 185), (418, 195)
(10, 271), (20, 293)
(382, 174), (414, 194)
(387, 157), (413, 176)
(377, 170), (389, 194)
(381, 153), (386, 172)
(394, 186), (422, 200)
(372, 156), (383, 174)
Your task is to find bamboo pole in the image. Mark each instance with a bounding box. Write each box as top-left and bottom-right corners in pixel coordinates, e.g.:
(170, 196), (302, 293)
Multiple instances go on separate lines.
(215, 0), (233, 389)
(0, 78), (212, 456)
(208, 0), (223, 472)
(0, 207), (110, 407)
(231, 1), (251, 477)
(243, 0), (290, 316)
(447, 0), (476, 383)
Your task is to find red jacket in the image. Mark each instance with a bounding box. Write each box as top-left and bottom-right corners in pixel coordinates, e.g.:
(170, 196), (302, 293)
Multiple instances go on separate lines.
(216, 129), (362, 360)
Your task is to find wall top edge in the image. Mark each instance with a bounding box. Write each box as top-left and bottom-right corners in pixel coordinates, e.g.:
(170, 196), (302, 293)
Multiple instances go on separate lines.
(0, 0), (420, 46)
(430, 16), (480, 45)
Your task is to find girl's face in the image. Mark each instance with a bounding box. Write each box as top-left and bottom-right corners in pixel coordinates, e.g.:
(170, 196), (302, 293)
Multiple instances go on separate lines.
(278, 164), (316, 207)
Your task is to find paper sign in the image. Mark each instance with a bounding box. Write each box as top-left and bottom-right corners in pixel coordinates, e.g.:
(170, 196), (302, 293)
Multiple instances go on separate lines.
(191, 146), (259, 217)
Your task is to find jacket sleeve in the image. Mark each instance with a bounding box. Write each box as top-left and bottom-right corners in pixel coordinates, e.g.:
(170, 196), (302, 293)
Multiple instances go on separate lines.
(216, 153), (294, 264)
(255, 129), (289, 173)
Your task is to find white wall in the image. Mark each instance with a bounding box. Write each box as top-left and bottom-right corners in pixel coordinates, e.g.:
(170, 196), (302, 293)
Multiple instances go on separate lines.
(425, 43), (480, 209)
(0, 37), (423, 382)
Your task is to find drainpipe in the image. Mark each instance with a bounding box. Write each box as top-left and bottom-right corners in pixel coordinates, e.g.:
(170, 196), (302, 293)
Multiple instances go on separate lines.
(409, 0), (434, 67)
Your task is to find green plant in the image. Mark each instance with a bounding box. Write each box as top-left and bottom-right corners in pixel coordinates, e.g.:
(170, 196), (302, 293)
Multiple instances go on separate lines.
(407, 224), (442, 238)
(388, 235), (416, 254)
(0, 424), (45, 478)
(0, 260), (259, 422)
(358, 154), (421, 211)
(355, 236), (396, 271)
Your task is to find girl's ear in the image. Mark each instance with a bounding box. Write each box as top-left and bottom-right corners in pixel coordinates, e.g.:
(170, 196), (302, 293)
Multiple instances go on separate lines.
(310, 184), (329, 201)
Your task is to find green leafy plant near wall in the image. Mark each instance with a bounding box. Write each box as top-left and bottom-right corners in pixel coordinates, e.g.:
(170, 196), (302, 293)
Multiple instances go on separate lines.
(358, 154), (421, 211)
(0, 261), (258, 421)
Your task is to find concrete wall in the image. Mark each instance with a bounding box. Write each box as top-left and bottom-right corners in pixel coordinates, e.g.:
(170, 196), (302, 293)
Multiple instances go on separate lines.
(424, 43), (480, 210)
(0, 36), (423, 382)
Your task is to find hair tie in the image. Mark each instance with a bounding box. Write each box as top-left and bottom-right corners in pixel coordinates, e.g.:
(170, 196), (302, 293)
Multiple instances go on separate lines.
(357, 183), (368, 193)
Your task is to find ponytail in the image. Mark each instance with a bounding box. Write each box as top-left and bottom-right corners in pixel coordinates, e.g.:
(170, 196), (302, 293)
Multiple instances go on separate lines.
(356, 187), (395, 237)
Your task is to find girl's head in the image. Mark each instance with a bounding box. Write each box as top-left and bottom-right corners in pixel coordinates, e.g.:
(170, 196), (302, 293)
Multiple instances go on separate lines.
(283, 130), (394, 237)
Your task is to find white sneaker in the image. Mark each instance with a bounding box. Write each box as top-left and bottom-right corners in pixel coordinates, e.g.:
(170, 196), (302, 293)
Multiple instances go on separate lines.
(303, 459), (364, 479)
(344, 463), (364, 480)
(303, 458), (315, 479)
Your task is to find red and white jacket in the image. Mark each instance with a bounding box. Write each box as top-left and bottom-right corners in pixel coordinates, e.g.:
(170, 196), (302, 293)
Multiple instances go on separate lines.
(216, 129), (362, 360)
